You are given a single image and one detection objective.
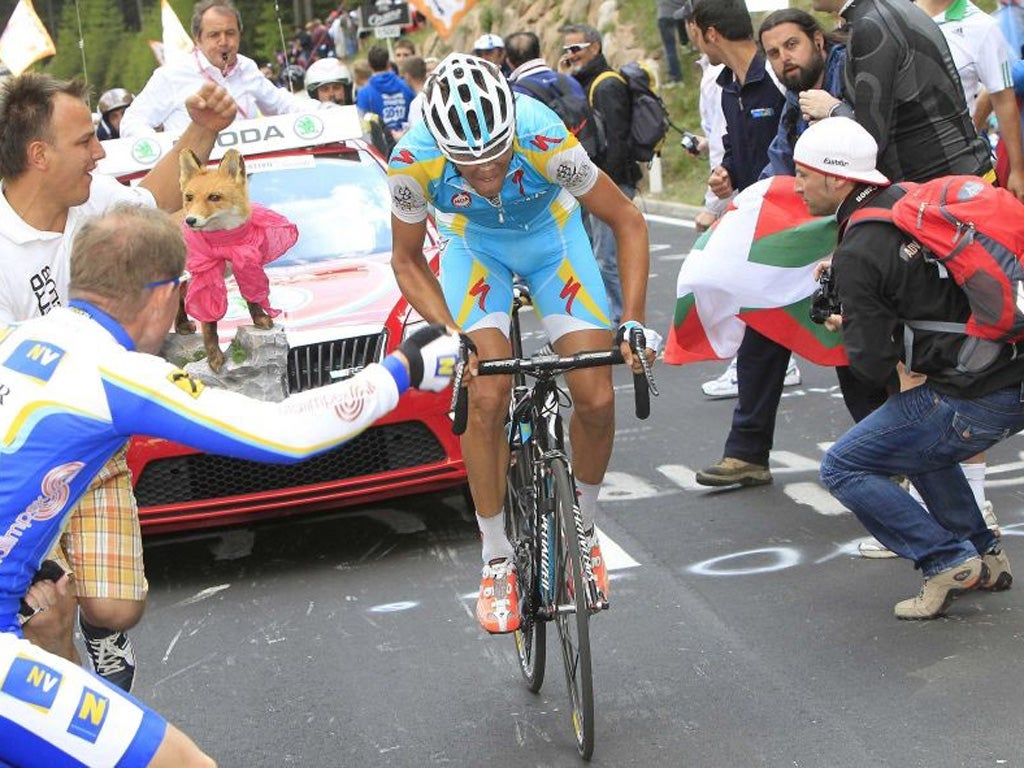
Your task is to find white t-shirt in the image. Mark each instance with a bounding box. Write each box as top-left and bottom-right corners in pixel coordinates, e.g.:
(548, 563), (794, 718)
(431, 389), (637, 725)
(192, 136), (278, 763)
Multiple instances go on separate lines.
(407, 91), (424, 127)
(932, 0), (1014, 116)
(0, 174), (155, 323)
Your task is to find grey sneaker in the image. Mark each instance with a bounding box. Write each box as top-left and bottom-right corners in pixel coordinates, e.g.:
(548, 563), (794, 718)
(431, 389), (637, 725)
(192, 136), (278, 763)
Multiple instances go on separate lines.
(981, 500), (1001, 537)
(695, 457), (772, 487)
(80, 615), (136, 692)
(858, 537), (899, 559)
(894, 557), (983, 620)
(980, 548), (1013, 591)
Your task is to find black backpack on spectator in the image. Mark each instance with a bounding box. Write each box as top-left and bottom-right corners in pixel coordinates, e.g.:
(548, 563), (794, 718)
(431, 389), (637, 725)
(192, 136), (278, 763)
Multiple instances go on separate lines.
(517, 74), (606, 161)
(588, 61), (671, 163)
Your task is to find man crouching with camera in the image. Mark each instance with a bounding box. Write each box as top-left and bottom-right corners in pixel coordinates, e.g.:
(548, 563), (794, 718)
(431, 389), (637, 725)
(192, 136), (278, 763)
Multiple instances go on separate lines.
(794, 117), (1024, 621)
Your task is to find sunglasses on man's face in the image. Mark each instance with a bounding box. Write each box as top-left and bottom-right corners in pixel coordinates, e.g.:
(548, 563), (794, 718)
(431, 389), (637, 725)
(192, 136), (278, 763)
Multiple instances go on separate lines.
(562, 42), (591, 55)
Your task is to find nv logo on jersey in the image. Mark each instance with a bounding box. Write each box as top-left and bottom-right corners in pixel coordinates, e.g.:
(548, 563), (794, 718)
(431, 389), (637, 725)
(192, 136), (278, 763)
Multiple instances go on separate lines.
(1, 656), (62, 711)
(67, 688), (110, 743)
(530, 134), (564, 152)
(4, 340), (66, 383)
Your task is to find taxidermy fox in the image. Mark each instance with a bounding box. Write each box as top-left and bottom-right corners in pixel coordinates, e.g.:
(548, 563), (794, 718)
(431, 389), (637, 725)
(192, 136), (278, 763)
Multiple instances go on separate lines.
(177, 148), (298, 372)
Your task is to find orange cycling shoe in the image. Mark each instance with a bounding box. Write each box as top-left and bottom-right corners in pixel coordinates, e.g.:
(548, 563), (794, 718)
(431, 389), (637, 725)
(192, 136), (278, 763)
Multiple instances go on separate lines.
(476, 558), (520, 634)
(586, 531), (608, 599)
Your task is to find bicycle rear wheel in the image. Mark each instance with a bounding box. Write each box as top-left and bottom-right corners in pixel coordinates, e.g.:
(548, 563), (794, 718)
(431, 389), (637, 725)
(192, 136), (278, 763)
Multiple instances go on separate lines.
(506, 427), (546, 692)
(550, 457), (594, 760)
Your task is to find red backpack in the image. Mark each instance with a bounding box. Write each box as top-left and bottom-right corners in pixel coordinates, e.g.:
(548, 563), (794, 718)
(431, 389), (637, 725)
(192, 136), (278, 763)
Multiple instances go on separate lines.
(846, 176), (1024, 373)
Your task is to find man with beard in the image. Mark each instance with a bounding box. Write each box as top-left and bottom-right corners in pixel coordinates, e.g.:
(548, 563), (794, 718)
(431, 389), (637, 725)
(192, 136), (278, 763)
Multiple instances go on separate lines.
(759, 9), (845, 177)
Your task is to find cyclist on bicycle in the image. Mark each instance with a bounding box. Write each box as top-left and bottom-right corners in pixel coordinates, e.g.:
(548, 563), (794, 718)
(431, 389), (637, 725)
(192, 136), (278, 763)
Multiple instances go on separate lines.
(388, 53), (660, 634)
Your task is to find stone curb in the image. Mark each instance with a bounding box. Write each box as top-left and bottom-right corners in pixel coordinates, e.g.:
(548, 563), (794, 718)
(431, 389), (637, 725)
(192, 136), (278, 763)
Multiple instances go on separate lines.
(633, 196), (702, 221)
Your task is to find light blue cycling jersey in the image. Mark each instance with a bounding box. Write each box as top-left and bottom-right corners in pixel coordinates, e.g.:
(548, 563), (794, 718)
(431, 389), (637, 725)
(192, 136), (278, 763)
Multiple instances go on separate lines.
(388, 95), (599, 236)
(388, 95), (611, 339)
(0, 300), (410, 766)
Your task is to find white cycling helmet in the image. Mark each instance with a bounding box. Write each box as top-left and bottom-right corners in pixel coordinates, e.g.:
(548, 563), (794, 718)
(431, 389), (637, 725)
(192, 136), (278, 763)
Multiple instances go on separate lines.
(422, 53), (515, 165)
(98, 88), (134, 116)
(305, 57), (352, 98)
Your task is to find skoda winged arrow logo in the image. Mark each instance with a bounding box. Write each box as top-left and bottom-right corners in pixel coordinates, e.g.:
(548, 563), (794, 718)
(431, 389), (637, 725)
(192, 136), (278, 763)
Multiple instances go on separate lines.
(293, 114), (325, 140)
(130, 139), (162, 165)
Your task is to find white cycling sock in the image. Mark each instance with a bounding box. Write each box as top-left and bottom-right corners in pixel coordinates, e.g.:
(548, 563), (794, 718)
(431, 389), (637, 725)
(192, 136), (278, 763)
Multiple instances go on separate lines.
(477, 512), (513, 564)
(960, 461), (987, 511)
(908, 463), (987, 513)
(576, 479), (600, 534)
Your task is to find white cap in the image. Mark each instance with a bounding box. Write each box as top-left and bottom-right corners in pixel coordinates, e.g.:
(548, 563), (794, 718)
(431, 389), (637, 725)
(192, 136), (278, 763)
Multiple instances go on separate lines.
(473, 33), (504, 51)
(793, 116), (890, 186)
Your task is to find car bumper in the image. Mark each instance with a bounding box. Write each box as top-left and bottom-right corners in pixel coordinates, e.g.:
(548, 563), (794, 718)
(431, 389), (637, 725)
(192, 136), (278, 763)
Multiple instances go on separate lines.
(127, 392), (466, 535)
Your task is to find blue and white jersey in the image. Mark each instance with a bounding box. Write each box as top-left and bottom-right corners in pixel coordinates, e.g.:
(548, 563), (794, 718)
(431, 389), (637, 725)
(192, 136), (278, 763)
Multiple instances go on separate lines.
(387, 95), (600, 238)
(0, 302), (406, 632)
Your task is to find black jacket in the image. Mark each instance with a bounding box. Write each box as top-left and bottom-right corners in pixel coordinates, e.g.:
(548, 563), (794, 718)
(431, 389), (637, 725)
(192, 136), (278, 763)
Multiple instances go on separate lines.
(573, 53), (642, 187)
(834, 185), (1024, 397)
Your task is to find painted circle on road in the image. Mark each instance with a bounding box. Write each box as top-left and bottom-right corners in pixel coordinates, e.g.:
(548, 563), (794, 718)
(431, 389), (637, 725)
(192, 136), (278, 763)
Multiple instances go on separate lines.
(688, 547), (801, 577)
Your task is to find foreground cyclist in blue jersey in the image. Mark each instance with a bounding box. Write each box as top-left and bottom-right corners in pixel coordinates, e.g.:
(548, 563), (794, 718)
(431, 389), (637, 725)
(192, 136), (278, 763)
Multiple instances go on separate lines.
(0, 204), (460, 767)
(388, 53), (661, 635)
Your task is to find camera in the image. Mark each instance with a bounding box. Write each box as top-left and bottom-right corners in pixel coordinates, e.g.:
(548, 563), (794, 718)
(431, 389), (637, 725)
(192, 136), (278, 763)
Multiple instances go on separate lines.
(680, 131), (701, 156)
(809, 266), (841, 325)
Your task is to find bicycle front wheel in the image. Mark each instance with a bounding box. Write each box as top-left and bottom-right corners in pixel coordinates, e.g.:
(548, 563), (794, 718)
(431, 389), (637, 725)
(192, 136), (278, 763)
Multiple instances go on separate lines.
(506, 438), (546, 692)
(550, 457), (594, 760)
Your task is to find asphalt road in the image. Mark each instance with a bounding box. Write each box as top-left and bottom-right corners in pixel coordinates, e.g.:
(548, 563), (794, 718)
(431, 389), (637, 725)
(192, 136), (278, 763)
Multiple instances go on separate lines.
(133, 215), (1024, 767)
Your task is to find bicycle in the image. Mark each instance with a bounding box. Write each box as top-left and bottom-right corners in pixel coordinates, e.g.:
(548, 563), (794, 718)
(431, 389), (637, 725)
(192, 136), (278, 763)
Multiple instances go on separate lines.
(451, 286), (657, 760)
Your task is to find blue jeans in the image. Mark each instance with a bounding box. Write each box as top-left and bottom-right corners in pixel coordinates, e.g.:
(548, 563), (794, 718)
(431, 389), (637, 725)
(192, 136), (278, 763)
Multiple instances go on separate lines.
(820, 382), (1024, 576)
(657, 17), (687, 83)
(587, 183), (635, 325)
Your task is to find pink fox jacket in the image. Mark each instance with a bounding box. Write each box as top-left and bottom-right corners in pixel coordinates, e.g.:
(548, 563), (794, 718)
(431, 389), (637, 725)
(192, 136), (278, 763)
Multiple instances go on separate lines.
(182, 203), (299, 323)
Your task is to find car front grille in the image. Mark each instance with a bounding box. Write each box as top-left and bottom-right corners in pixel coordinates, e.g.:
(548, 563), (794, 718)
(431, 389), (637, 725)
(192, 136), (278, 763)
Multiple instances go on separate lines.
(287, 333), (386, 393)
(133, 422), (446, 507)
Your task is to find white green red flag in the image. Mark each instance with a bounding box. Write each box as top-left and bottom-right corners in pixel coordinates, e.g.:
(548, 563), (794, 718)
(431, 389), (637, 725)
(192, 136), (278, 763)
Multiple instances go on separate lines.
(665, 175), (848, 367)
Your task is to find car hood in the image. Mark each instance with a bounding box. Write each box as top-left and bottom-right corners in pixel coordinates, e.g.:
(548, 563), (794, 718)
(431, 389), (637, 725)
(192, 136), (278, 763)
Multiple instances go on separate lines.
(213, 250), (398, 345)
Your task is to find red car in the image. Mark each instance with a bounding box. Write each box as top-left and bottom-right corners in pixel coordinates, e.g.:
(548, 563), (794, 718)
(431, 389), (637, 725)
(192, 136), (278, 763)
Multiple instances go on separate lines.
(97, 109), (466, 534)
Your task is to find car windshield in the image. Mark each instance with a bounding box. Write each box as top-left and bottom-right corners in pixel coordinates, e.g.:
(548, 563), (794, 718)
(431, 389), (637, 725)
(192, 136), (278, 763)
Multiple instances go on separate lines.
(249, 153), (392, 267)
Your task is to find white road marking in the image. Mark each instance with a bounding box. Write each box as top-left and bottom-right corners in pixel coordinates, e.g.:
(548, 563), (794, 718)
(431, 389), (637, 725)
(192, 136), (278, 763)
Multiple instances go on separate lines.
(782, 481), (848, 516)
(645, 213), (696, 228)
(597, 526), (639, 570)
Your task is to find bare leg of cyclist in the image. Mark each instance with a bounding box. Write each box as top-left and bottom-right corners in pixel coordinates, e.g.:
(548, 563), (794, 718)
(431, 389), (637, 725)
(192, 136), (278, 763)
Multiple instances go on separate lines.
(148, 724), (217, 767)
(463, 327), (520, 633)
(554, 328), (616, 597)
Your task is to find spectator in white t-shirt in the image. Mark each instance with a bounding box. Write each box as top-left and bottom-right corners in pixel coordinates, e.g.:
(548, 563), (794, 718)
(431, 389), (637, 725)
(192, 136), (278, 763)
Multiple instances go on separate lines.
(401, 55), (427, 127)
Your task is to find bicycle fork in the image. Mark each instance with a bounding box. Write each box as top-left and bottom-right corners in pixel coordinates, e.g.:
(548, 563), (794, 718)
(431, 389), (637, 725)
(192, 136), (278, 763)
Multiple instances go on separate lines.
(536, 461), (607, 617)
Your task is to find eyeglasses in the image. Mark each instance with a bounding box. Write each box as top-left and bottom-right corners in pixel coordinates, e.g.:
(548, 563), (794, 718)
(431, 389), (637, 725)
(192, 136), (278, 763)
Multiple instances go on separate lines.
(145, 269), (191, 289)
(562, 42), (591, 55)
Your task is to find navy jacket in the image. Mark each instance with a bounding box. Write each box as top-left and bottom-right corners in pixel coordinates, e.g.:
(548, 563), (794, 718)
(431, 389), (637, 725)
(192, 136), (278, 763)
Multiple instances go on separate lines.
(718, 52), (785, 192)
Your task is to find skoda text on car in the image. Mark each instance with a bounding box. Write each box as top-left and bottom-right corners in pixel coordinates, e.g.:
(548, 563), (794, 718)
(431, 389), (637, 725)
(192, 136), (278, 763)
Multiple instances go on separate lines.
(97, 108), (466, 534)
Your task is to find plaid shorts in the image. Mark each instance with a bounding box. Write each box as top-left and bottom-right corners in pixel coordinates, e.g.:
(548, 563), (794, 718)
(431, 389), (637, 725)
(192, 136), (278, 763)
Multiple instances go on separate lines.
(54, 444), (148, 601)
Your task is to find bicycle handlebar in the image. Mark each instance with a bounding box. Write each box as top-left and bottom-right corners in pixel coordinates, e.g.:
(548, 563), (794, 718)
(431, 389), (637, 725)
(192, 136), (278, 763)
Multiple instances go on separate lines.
(449, 338), (656, 435)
